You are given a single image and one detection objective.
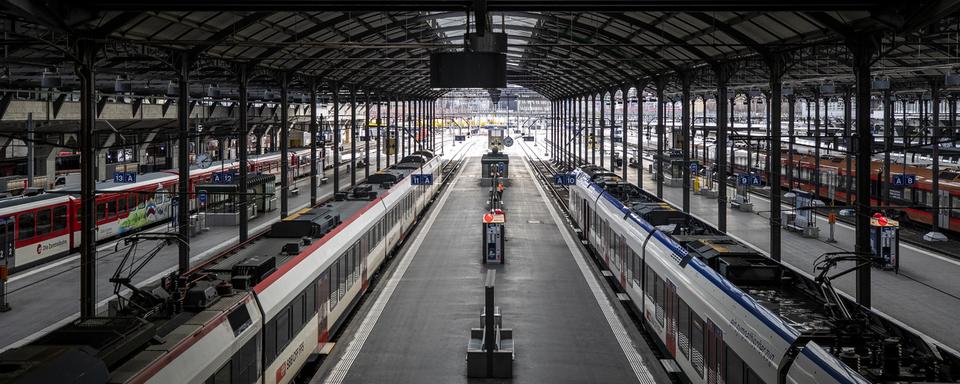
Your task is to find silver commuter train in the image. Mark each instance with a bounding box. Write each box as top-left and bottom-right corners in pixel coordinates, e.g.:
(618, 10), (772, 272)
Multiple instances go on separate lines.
(567, 164), (960, 384)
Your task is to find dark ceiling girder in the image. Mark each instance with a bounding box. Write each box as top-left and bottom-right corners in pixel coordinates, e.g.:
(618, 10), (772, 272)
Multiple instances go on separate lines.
(79, 0), (889, 12)
(188, 11), (272, 56)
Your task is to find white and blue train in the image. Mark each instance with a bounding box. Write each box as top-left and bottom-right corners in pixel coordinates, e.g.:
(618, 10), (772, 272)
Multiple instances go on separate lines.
(567, 165), (960, 384)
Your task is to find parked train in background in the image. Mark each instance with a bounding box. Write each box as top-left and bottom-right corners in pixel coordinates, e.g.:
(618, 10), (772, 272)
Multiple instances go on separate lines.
(0, 148), (324, 272)
(687, 141), (960, 234)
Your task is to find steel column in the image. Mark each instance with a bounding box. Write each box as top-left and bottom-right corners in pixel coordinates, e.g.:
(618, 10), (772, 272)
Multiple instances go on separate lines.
(376, 92), (382, 170)
(176, 54), (191, 275)
(681, 74), (692, 213)
(600, 93), (606, 168)
(77, 40), (98, 318)
(716, 66), (729, 233)
(931, 80), (942, 235)
(622, 87), (629, 180)
(332, 82), (341, 193)
(280, 72), (290, 217)
(364, 91), (370, 178)
(239, 67), (251, 240)
(881, 90), (892, 209)
(787, 95), (795, 190)
(852, 35), (876, 308)
(768, 57), (784, 262)
(309, 78), (318, 205)
(656, 80), (666, 198)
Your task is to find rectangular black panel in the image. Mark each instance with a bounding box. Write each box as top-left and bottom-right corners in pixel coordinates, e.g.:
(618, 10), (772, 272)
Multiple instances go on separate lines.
(430, 52), (507, 88)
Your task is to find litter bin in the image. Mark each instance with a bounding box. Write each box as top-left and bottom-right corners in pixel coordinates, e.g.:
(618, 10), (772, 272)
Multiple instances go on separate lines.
(870, 213), (900, 272)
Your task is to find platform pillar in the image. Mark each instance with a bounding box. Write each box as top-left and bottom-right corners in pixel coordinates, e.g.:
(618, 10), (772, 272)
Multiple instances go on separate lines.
(280, 71), (290, 217)
(843, 91), (853, 206)
(610, 89), (617, 174)
(238, 66), (250, 242)
(636, 82), (646, 188)
(767, 55), (786, 262)
(681, 73), (691, 213)
(715, 65), (729, 233)
(76, 39), (98, 318)
(599, 93), (606, 168)
(852, 34), (877, 308)
(787, 95), (795, 191)
(881, 90), (893, 209)
(332, 81), (341, 194)
(931, 79), (943, 236)
(376, 91), (382, 171)
(349, 87), (357, 187)
(364, 91), (371, 178)
(310, 78), (319, 206)
(176, 53), (193, 275)
(655, 78), (666, 198)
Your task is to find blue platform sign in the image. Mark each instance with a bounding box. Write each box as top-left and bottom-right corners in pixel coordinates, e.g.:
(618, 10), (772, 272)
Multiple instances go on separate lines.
(212, 172), (235, 184)
(690, 163), (698, 172)
(198, 192), (207, 204)
(737, 173), (762, 186)
(892, 174), (916, 187)
(411, 174), (434, 185)
(455, 135), (466, 141)
(554, 173), (577, 186)
(497, 162), (506, 173)
(113, 172), (137, 183)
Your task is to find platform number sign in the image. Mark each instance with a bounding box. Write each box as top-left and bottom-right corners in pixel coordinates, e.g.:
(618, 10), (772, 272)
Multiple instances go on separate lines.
(690, 163), (698, 172)
(113, 172), (137, 183)
(198, 192), (207, 205)
(411, 174), (433, 185)
(737, 173), (762, 186)
(554, 173), (577, 186)
(497, 162), (506, 173)
(892, 174), (916, 187)
(212, 172), (235, 184)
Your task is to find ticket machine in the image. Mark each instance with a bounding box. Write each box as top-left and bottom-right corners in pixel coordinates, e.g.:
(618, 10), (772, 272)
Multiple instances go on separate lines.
(482, 211), (506, 264)
(870, 213), (900, 272)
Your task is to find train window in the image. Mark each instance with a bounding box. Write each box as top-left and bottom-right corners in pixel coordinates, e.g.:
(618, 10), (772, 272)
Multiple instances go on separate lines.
(645, 266), (655, 299)
(53, 206), (67, 232)
(96, 203), (107, 220)
(330, 262), (339, 308)
(655, 274), (665, 326)
(128, 194), (137, 210)
(106, 200), (117, 218)
(233, 336), (259, 384)
(691, 314), (705, 377)
(264, 319), (277, 362)
(318, 272), (329, 313)
(678, 298), (690, 359)
(291, 293), (305, 334)
(306, 282), (317, 320)
(35, 209), (51, 236)
(725, 346), (745, 384)
(276, 307), (292, 352)
(205, 360), (231, 384)
(338, 255), (346, 300)
(746, 367), (764, 384)
(18, 212), (34, 240)
(118, 195), (127, 213)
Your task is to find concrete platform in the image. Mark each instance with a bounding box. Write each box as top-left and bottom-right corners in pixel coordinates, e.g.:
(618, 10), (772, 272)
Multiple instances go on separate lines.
(314, 144), (667, 384)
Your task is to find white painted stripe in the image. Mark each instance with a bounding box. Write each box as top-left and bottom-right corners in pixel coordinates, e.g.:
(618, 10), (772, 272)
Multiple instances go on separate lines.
(322, 146), (469, 384)
(520, 152), (657, 384)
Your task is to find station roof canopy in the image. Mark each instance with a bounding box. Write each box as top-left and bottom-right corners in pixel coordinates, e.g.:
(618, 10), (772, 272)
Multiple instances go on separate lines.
(2, 0), (960, 99)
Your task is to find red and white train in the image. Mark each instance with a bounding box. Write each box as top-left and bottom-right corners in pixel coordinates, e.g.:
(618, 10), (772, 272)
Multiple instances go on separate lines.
(1, 149), (320, 272)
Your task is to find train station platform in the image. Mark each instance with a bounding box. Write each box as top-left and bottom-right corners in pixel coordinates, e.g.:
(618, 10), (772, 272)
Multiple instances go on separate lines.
(312, 143), (667, 384)
(0, 163), (358, 350)
(542, 135), (960, 354)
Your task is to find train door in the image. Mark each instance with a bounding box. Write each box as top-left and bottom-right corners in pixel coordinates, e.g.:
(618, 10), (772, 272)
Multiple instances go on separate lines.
(665, 281), (677, 357)
(825, 168), (838, 203)
(619, 235), (626, 287)
(706, 320), (725, 384)
(939, 191), (950, 230)
(360, 234), (369, 290)
(581, 199), (590, 240)
(317, 271), (330, 343)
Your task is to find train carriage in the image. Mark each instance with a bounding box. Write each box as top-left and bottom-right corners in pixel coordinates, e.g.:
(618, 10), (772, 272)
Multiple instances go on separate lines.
(567, 164), (959, 384)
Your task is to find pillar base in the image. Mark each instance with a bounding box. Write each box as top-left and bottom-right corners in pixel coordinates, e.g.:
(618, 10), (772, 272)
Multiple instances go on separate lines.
(924, 231), (948, 242)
